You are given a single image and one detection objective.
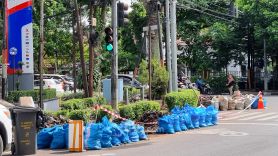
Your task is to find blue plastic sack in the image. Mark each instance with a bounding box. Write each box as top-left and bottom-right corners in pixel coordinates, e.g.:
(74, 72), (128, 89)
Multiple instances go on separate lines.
(84, 123), (103, 150)
(198, 107), (207, 127)
(111, 123), (122, 146)
(37, 126), (56, 149)
(62, 124), (69, 148)
(101, 116), (113, 148)
(211, 107), (219, 125)
(122, 120), (139, 142)
(119, 121), (131, 144)
(136, 125), (147, 140)
(172, 114), (181, 132)
(179, 114), (188, 131)
(191, 108), (200, 128)
(171, 106), (181, 114)
(157, 115), (175, 134)
(205, 106), (213, 126)
(50, 126), (66, 149)
(184, 113), (194, 129)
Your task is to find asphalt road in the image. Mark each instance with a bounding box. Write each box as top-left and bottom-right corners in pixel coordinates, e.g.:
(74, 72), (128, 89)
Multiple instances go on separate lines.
(5, 96), (278, 156)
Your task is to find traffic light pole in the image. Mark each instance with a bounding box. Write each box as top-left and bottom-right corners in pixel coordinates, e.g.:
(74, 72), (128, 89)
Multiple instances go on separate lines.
(170, 0), (178, 91)
(111, 0), (118, 111)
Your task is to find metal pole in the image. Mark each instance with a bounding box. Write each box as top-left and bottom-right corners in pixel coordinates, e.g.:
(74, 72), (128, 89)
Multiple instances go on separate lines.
(263, 37), (268, 91)
(170, 0), (178, 91)
(165, 0), (172, 92)
(39, 0), (44, 109)
(111, 0), (118, 111)
(148, 2), (152, 100)
(156, 1), (164, 66)
(13, 56), (15, 91)
(2, 0), (7, 99)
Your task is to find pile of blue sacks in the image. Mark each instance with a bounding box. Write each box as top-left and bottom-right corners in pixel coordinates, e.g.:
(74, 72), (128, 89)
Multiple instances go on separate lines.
(157, 104), (218, 134)
(37, 116), (148, 150)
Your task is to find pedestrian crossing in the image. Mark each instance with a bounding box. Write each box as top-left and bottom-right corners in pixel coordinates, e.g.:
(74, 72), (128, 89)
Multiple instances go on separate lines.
(219, 111), (278, 122)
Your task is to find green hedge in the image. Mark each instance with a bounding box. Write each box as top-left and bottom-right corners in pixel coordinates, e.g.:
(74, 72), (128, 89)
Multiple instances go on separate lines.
(7, 89), (57, 103)
(165, 89), (200, 111)
(119, 100), (161, 120)
(60, 92), (84, 101)
(60, 96), (107, 110)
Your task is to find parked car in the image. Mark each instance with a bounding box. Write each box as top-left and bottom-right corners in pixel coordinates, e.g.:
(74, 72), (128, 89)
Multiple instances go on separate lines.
(104, 74), (144, 89)
(0, 104), (12, 155)
(34, 80), (47, 90)
(43, 79), (64, 93)
(34, 74), (74, 91)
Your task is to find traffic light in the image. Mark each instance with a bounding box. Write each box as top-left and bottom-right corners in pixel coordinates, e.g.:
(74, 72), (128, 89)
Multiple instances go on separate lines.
(117, 2), (129, 27)
(104, 27), (113, 52)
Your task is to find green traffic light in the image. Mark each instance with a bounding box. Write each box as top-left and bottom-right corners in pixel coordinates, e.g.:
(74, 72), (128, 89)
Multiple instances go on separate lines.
(106, 43), (113, 51)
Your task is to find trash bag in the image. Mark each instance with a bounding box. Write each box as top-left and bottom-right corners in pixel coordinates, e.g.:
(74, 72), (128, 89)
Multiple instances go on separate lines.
(37, 126), (56, 149)
(211, 107), (219, 125)
(211, 96), (220, 110)
(101, 116), (113, 148)
(63, 124), (69, 149)
(235, 99), (244, 110)
(228, 99), (236, 110)
(219, 96), (228, 111)
(191, 108), (200, 128)
(178, 114), (188, 131)
(50, 126), (66, 149)
(84, 123), (103, 150)
(122, 120), (139, 142)
(119, 121), (131, 144)
(136, 125), (147, 140)
(172, 114), (181, 132)
(198, 107), (207, 127)
(111, 123), (122, 146)
(171, 106), (181, 114)
(157, 115), (175, 134)
(184, 113), (194, 129)
(244, 98), (252, 109)
(205, 106), (213, 126)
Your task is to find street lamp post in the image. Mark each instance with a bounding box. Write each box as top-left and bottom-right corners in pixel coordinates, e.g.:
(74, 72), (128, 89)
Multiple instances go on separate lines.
(9, 47), (17, 91)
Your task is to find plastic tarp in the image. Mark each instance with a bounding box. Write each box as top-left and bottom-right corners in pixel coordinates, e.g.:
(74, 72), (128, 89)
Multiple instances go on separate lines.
(37, 126), (56, 149)
(84, 123), (103, 150)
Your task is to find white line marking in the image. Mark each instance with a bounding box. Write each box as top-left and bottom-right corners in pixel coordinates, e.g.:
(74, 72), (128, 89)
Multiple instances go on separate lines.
(257, 114), (278, 121)
(239, 113), (277, 121)
(221, 112), (262, 120)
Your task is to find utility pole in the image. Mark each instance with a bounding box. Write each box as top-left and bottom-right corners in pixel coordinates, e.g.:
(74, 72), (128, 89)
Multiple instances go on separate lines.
(1, 0), (7, 99)
(111, 0), (118, 111)
(88, 2), (94, 97)
(156, 1), (163, 66)
(263, 37), (268, 91)
(39, 0), (44, 109)
(170, 0), (178, 91)
(165, 0), (172, 92)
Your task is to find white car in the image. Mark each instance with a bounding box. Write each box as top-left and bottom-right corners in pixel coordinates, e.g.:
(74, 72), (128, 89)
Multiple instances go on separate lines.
(44, 79), (64, 93)
(0, 104), (12, 155)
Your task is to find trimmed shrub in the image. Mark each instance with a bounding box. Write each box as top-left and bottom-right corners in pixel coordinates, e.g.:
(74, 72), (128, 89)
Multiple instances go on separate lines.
(60, 99), (86, 110)
(165, 89), (200, 111)
(83, 96), (107, 107)
(119, 100), (161, 120)
(68, 109), (94, 123)
(60, 92), (84, 101)
(7, 89), (56, 103)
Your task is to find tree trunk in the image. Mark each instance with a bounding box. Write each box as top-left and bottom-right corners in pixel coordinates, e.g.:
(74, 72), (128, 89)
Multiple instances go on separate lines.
(88, 2), (94, 97)
(74, 0), (89, 97)
(72, 12), (77, 93)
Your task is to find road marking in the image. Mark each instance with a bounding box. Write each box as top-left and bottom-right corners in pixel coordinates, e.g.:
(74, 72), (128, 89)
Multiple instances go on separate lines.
(219, 122), (278, 126)
(256, 114), (278, 121)
(219, 131), (249, 137)
(239, 112), (277, 121)
(221, 112), (262, 120)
